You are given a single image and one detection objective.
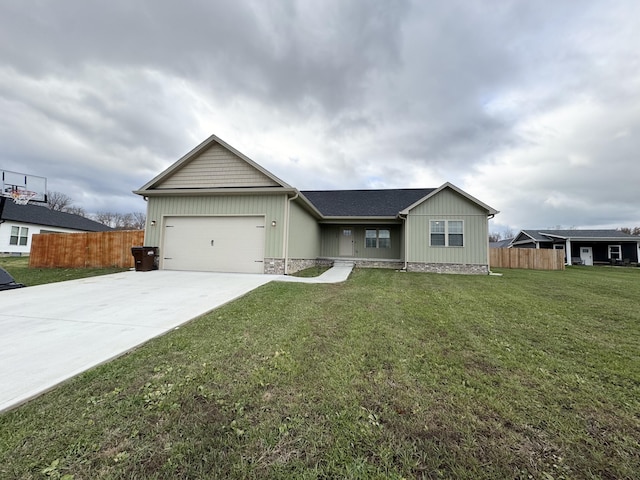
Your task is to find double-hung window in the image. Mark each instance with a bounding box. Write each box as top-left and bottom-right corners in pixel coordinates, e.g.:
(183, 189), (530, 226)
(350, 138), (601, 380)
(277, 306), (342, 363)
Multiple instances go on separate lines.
(365, 228), (391, 248)
(430, 220), (464, 247)
(608, 245), (621, 260)
(10, 226), (29, 246)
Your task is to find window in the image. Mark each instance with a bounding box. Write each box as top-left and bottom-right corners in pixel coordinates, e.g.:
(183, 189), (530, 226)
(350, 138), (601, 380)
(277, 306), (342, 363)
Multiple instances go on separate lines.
(430, 221), (446, 246)
(378, 229), (390, 248)
(448, 221), (463, 247)
(10, 226), (29, 246)
(365, 228), (391, 248)
(430, 220), (464, 247)
(608, 245), (621, 260)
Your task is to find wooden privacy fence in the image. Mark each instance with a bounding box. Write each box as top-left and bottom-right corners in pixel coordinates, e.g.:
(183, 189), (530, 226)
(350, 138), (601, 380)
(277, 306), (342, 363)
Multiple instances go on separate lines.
(490, 248), (565, 270)
(29, 230), (145, 268)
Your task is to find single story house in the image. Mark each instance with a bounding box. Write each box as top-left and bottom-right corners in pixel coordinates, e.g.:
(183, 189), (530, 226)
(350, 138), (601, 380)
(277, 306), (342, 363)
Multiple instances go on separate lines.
(510, 229), (640, 265)
(134, 134), (499, 275)
(0, 198), (112, 256)
(489, 238), (513, 249)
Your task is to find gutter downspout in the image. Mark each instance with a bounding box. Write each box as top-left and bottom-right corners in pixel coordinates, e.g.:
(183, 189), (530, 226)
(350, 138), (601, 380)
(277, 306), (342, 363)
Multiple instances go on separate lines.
(283, 191), (299, 275)
(487, 213), (495, 274)
(399, 213), (408, 270)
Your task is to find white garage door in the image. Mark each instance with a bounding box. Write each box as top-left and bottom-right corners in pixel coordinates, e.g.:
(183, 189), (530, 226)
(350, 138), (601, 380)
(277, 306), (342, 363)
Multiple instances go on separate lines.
(162, 216), (265, 273)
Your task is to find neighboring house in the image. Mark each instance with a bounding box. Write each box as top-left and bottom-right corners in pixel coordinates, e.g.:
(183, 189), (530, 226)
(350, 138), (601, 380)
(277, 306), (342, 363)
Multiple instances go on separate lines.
(510, 229), (640, 265)
(489, 238), (513, 249)
(134, 134), (499, 275)
(0, 199), (112, 256)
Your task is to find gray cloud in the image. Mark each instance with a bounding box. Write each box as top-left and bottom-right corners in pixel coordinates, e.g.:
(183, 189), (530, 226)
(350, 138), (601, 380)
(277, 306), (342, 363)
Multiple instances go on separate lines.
(0, 0), (638, 232)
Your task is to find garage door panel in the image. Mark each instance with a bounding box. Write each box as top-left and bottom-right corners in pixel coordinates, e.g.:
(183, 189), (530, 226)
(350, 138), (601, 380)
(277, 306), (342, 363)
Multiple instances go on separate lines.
(162, 216), (265, 273)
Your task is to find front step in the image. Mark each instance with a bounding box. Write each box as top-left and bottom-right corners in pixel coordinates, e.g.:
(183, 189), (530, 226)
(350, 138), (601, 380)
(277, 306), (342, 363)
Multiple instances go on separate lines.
(333, 260), (355, 267)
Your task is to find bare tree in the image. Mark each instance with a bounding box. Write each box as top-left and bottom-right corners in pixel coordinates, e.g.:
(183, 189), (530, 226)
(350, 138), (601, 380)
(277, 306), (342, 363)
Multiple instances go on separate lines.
(91, 211), (146, 230)
(91, 212), (119, 228)
(65, 205), (87, 217)
(619, 227), (640, 235)
(47, 191), (74, 212)
(130, 211), (146, 229)
(489, 228), (515, 243)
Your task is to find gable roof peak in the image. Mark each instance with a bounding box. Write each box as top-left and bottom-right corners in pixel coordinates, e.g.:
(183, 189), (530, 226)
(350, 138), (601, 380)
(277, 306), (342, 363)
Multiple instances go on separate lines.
(134, 134), (292, 193)
(399, 182), (499, 216)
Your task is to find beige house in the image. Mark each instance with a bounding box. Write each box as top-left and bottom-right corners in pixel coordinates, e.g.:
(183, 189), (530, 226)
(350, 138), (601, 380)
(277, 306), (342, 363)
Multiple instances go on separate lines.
(134, 134), (498, 275)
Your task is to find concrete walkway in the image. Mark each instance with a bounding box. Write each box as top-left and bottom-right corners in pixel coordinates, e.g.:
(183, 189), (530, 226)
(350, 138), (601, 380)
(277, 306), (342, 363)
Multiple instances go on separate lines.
(278, 261), (354, 284)
(0, 263), (353, 413)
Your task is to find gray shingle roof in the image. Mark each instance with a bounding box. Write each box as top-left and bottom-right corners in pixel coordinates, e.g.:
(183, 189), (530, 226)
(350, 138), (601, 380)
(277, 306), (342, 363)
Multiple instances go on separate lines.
(0, 200), (112, 232)
(520, 229), (636, 241)
(301, 188), (435, 217)
(537, 229), (633, 239)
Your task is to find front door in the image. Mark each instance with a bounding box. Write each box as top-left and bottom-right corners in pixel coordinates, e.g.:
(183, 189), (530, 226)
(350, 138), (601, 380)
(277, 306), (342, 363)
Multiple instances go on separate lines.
(580, 246), (593, 266)
(339, 228), (354, 256)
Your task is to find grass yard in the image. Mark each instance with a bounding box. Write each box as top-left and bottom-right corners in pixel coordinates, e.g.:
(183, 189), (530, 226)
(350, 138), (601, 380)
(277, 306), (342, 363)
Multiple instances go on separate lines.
(0, 256), (127, 286)
(1, 266), (639, 479)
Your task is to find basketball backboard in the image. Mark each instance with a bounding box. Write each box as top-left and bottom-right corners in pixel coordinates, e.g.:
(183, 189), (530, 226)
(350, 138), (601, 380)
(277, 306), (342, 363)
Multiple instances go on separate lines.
(1, 170), (47, 203)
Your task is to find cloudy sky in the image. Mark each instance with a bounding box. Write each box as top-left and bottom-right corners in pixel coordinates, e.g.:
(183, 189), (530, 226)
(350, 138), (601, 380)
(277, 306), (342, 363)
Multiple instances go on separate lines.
(1, 0), (639, 234)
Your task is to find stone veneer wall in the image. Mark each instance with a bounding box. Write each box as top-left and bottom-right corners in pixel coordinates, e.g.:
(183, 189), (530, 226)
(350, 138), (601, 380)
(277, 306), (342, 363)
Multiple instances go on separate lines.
(265, 258), (489, 275)
(352, 259), (404, 270)
(264, 258), (285, 275)
(286, 258), (319, 274)
(263, 258), (325, 275)
(406, 262), (489, 275)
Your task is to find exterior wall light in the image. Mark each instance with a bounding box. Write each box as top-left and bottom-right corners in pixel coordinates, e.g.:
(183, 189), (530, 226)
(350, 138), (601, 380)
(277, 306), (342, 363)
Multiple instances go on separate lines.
(150, 220), (156, 226)
(271, 220), (277, 227)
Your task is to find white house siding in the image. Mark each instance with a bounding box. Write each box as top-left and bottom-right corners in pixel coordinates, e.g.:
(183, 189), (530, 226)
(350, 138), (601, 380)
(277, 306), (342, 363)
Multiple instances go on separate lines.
(144, 194), (288, 260)
(156, 143), (280, 189)
(406, 188), (489, 268)
(0, 221), (86, 255)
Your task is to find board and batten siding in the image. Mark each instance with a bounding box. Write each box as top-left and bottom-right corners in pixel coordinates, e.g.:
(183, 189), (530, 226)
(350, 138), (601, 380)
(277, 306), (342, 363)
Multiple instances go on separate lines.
(406, 188), (489, 265)
(319, 224), (403, 259)
(287, 201), (321, 258)
(156, 143), (280, 189)
(144, 195), (287, 258)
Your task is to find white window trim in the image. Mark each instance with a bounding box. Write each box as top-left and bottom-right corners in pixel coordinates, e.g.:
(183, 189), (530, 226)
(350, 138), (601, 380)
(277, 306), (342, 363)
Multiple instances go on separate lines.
(429, 220), (464, 247)
(10, 226), (29, 246)
(608, 244), (621, 260)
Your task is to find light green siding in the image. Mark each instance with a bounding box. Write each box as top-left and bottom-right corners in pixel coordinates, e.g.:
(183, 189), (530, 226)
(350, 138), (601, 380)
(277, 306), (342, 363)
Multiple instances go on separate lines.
(406, 188), (489, 265)
(144, 194), (287, 258)
(288, 201), (321, 258)
(157, 143), (280, 189)
(319, 224), (403, 259)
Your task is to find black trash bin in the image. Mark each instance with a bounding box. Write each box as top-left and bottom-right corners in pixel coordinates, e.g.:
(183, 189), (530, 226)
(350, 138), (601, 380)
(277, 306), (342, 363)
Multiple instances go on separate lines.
(131, 246), (158, 271)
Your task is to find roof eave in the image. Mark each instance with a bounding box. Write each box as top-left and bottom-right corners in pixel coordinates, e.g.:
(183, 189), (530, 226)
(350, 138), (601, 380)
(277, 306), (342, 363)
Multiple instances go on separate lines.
(133, 187), (298, 197)
(399, 182), (499, 215)
(318, 216), (400, 224)
(293, 192), (325, 219)
(547, 236), (639, 242)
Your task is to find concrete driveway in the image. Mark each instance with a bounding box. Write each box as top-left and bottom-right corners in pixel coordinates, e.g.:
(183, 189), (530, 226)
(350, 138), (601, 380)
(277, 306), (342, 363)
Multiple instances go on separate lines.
(0, 264), (354, 413)
(0, 270), (277, 413)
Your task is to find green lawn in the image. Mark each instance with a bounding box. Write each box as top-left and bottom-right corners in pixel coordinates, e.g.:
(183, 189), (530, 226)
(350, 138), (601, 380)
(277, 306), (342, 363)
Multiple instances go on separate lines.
(0, 256), (127, 286)
(1, 266), (639, 479)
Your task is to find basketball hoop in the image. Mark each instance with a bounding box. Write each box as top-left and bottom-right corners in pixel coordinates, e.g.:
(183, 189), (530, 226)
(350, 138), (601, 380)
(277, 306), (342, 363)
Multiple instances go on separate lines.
(11, 190), (38, 205)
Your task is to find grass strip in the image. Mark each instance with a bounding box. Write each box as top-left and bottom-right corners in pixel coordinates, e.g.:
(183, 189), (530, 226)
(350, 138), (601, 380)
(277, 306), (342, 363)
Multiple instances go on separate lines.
(1, 266), (639, 478)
